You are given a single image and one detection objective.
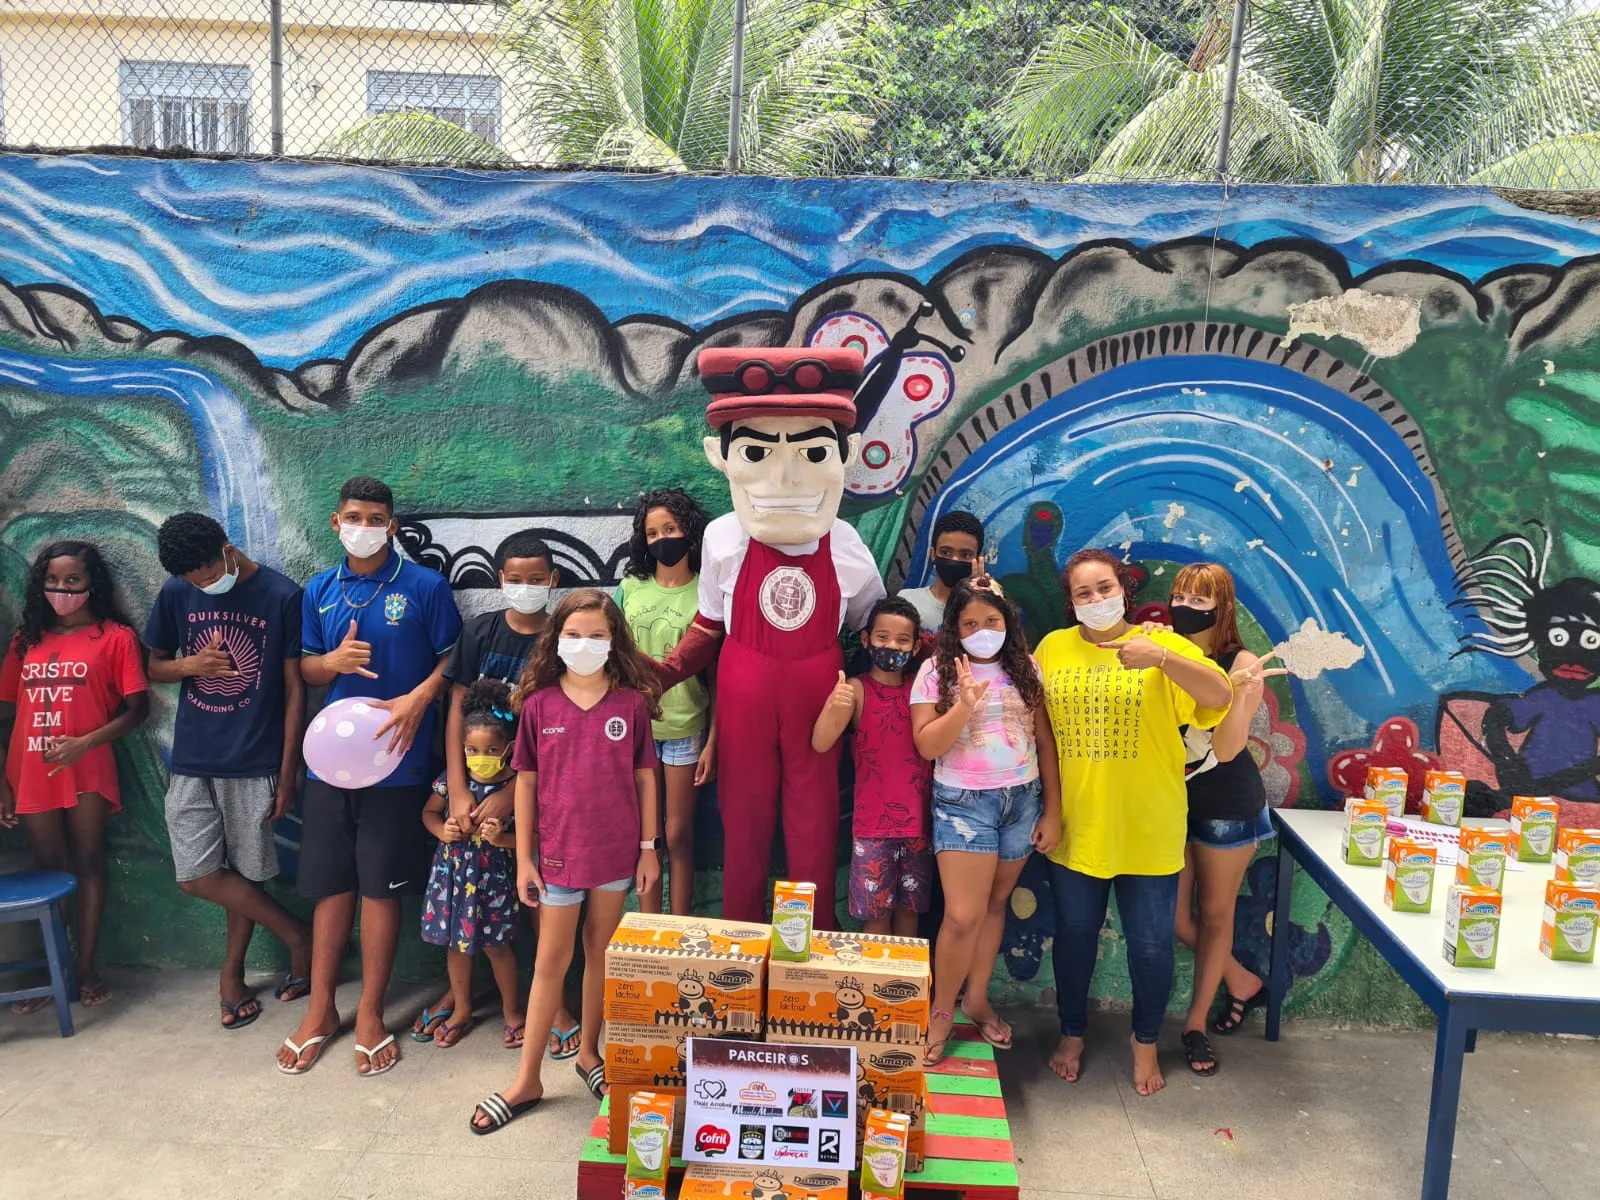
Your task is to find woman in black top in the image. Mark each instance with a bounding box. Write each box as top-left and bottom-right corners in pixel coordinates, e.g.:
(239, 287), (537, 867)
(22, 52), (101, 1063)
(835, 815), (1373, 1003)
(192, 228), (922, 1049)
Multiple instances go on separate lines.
(1167, 563), (1284, 1077)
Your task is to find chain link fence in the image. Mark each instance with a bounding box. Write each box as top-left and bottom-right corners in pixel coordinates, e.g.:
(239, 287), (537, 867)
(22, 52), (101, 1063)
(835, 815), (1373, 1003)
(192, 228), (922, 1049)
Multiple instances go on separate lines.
(1, 0), (1598, 184)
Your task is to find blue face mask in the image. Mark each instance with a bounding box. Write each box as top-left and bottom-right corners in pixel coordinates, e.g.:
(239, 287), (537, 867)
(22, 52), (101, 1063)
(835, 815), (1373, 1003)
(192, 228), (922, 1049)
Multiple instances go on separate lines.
(868, 645), (912, 673)
(198, 549), (238, 596)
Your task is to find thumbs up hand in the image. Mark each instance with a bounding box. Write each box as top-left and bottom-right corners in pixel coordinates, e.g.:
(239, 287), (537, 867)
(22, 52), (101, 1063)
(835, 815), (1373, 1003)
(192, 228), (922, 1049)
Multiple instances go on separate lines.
(828, 670), (856, 714)
(327, 619), (378, 679)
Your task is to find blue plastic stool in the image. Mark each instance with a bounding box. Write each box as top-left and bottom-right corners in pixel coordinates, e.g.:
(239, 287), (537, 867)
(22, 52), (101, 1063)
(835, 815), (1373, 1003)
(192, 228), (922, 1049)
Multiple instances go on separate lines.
(0, 870), (79, 1037)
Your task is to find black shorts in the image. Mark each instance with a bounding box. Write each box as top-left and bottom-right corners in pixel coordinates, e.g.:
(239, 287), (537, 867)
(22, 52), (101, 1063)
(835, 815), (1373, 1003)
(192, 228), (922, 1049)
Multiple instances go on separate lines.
(297, 780), (432, 901)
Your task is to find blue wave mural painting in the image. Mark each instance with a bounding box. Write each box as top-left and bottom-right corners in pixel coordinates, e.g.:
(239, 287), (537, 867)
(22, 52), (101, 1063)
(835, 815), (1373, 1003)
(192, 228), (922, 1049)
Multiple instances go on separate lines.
(3, 151), (1599, 1013)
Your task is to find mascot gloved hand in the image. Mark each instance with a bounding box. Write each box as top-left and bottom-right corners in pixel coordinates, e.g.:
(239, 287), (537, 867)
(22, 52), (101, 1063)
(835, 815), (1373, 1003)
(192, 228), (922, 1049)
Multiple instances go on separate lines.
(658, 347), (888, 927)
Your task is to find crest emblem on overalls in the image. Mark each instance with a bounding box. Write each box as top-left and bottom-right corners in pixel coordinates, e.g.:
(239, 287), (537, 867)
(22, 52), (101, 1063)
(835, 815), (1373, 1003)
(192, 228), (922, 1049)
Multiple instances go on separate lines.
(758, 566), (816, 632)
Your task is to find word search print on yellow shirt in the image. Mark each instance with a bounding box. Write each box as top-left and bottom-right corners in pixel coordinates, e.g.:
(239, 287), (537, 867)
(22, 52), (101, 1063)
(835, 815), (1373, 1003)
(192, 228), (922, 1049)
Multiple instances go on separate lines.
(1036, 627), (1230, 878)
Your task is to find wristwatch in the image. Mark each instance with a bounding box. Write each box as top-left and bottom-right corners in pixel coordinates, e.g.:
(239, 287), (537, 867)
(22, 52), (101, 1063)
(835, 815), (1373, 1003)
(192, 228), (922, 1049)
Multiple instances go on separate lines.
(640, 837), (664, 851)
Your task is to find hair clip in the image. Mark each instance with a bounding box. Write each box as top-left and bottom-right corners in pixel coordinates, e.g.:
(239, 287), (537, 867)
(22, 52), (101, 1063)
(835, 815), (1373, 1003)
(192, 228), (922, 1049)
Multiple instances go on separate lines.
(491, 705), (514, 721)
(971, 574), (1005, 598)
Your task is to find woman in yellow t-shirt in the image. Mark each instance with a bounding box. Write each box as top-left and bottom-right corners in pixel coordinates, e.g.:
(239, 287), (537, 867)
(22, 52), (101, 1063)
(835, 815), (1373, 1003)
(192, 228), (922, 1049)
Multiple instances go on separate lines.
(1034, 549), (1232, 1098)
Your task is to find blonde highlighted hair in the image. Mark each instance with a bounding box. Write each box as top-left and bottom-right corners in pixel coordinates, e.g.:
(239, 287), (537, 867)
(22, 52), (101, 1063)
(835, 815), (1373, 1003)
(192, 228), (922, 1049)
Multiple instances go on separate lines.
(1170, 561), (1245, 662)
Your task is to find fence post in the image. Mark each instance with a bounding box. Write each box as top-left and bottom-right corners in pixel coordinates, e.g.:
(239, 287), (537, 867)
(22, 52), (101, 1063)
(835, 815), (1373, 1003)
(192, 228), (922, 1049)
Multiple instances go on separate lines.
(270, 0), (285, 155)
(727, 0), (748, 172)
(1215, 0), (1248, 178)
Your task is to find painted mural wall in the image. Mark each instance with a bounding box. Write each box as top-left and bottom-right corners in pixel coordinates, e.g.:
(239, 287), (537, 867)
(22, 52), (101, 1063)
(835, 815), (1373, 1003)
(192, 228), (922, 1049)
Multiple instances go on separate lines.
(3, 154), (1600, 1019)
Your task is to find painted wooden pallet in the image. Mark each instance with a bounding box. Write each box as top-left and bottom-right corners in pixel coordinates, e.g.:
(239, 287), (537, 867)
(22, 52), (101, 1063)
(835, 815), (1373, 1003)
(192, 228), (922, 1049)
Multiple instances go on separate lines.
(576, 1020), (1019, 1199)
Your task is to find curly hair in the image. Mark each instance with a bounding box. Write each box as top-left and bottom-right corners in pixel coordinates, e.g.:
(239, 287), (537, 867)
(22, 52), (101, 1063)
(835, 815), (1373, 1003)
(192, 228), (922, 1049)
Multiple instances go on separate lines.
(14, 541), (141, 659)
(929, 577), (1044, 714)
(623, 488), (708, 579)
(460, 677), (516, 743)
(156, 512), (229, 577)
(513, 588), (662, 719)
(1061, 548), (1138, 626)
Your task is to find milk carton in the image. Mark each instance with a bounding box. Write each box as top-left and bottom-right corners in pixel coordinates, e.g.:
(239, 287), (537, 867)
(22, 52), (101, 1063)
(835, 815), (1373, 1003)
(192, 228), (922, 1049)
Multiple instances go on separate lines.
(860, 1109), (913, 1200)
(1365, 766), (1409, 817)
(1555, 828), (1600, 883)
(1510, 796), (1560, 863)
(1455, 824), (1510, 892)
(1421, 770), (1466, 827)
(1343, 798), (1388, 866)
(1384, 839), (1437, 913)
(771, 880), (816, 964)
(1540, 880), (1600, 962)
(625, 1091), (676, 1200)
(1443, 884), (1502, 968)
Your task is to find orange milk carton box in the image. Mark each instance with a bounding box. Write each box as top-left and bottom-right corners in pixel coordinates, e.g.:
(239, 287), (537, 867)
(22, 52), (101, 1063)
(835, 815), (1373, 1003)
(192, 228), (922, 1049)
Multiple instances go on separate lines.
(1510, 797), (1560, 863)
(1442, 884), (1502, 968)
(1365, 766), (1410, 817)
(604, 913), (769, 1037)
(1421, 771), (1466, 826)
(1541, 879), (1600, 962)
(772, 880), (816, 963)
(1455, 824), (1510, 892)
(860, 1109), (913, 1200)
(605, 1022), (691, 1088)
(678, 1165), (849, 1200)
(1343, 798), (1389, 865)
(1384, 838), (1437, 913)
(1555, 827), (1600, 883)
(767, 931), (930, 1045)
(624, 1090), (676, 1200)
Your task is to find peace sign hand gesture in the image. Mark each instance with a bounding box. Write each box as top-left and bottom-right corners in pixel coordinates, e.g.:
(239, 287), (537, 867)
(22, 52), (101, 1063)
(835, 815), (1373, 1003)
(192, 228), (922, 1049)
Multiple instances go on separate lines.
(954, 656), (991, 713)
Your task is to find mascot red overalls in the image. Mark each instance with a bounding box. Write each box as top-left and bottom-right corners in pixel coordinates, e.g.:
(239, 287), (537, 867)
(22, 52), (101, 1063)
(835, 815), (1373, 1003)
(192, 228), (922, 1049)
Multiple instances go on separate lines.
(658, 347), (887, 927)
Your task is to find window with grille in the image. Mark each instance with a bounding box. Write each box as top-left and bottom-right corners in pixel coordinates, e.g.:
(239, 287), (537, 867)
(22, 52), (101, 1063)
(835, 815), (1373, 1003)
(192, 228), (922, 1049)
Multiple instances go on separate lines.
(367, 71), (501, 144)
(120, 62), (251, 155)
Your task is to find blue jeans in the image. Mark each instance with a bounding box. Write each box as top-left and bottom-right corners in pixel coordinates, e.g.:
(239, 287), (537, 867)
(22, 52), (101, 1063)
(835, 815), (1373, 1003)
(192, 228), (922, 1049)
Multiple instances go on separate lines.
(1047, 861), (1180, 1045)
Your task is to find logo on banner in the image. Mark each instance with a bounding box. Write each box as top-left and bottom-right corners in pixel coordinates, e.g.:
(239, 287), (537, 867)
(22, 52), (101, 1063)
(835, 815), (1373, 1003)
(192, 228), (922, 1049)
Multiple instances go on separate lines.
(758, 566), (817, 631)
(739, 1126), (767, 1160)
(821, 1091), (849, 1119)
(694, 1125), (731, 1157)
(818, 1128), (842, 1164)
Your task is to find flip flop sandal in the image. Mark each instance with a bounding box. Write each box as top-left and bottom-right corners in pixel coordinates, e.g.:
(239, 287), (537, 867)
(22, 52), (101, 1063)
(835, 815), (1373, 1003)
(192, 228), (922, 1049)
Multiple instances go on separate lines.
(79, 981), (113, 1008)
(1182, 1030), (1220, 1076)
(220, 997), (262, 1030)
(276, 973), (312, 1003)
(549, 1023), (581, 1060)
(11, 996), (53, 1016)
(964, 1011), (1014, 1050)
(924, 1008), (955, 1067)
(471, 1091), (540, 1135)
(411, 1006), (454, 1043)
(1212, 984), (1269, 1036)
(504, 1022), (526, 1049)
(432, 1019), (473, 1048)
(577, 1060), (608, 1100)
(354, 1034), (398, 1077)
(276, 1033), (332, 1075)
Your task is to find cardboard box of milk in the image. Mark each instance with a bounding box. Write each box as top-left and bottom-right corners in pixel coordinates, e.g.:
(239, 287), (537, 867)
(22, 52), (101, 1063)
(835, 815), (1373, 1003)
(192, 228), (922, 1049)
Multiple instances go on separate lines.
(1540, 879), (1600, 962)
(771, 880), (816, 963)
(1384, 839), (1437, 913)
(1421, 770), (1466, 827)
(1365, 766), (1410, 817)
(1344, 798), (1389, 866)
(1443, 884), (1503, 968)
(860, 1108), (913, 1200)
(1511, 796), (1560, 863)
(678, 1165), (849, 1200)
(1455, 824), (1510, 892)
(624, 1091), (676, 1200)
(1555, 827), (1600, 883)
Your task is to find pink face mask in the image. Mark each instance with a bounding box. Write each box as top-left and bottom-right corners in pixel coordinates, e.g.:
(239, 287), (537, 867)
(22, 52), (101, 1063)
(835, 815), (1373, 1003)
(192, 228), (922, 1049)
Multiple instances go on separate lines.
(46, 589), (89, 616)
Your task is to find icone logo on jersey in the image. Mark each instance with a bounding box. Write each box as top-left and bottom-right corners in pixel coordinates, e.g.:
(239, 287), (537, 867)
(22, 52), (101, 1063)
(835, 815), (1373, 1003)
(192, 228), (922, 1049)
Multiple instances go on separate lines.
(694, 1125), (731, 1156)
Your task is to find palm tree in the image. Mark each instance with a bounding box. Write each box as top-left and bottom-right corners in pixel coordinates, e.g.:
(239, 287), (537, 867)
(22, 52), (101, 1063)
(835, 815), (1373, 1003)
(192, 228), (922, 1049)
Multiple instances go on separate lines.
(315, 112), (512, 166)
(496, 0), (887, 172)
(999, 0), (1600, 185)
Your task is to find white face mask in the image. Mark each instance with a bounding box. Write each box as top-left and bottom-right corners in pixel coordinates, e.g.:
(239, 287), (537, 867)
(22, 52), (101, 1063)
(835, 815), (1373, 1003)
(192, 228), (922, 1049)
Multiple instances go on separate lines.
(557, 636), (611, 676)
(198, 549), (238, 596)
(1074, 594), (1126, 631)
(502, 584), (550, 614)
(960, 629), (1006, 660)
(339, 524), (389, 560)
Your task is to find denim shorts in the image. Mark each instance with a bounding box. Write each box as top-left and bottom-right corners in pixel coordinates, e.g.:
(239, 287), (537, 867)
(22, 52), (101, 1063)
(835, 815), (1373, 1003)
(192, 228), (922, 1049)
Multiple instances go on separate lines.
(654, 729), (707, 768)
(1188, 807), (1275, 850)
(540, 875), (633, 907)
(931, 777), (1043, 861)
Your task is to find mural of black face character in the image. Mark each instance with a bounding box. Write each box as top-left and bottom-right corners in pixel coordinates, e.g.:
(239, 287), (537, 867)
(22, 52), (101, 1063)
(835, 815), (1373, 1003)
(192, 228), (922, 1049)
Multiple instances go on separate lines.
(1527, 579), (1600, 696)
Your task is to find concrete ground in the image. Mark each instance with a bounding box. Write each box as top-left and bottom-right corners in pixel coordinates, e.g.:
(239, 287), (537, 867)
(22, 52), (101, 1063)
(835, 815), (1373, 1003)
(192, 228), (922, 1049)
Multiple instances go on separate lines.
(0, 968), (1592, 1200)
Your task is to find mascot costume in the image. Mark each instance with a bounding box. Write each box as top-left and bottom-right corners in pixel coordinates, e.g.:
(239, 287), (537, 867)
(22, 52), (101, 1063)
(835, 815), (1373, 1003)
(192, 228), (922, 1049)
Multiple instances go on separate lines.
(658, 347), (888, 926)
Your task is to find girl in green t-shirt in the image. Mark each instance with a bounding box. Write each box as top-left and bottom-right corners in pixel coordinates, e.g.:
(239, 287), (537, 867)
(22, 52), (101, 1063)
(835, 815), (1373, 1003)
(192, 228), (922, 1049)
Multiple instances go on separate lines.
(618, 488), (715, 916)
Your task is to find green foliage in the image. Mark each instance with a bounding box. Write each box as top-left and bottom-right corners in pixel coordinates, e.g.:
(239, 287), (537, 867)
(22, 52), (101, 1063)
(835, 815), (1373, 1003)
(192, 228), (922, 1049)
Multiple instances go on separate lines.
(313, 112), (513, 166)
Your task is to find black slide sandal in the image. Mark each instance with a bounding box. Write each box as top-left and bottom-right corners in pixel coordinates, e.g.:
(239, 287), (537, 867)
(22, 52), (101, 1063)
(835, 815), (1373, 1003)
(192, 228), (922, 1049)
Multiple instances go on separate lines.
(1212, 984), (1269, 1035)
(471, 1091), (540, 1134)
(577, 1060), (608, 1100)
(1181, 1030), (1219, 1076)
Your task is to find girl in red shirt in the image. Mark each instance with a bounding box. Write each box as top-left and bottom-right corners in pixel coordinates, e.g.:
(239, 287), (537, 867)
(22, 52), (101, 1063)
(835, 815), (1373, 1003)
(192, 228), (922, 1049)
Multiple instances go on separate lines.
(0, 541), (149, 1010)
(469, 590), (662, 1135)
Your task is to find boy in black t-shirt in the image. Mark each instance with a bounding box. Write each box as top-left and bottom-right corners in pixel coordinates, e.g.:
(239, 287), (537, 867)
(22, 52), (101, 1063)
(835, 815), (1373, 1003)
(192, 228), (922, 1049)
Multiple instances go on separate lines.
(145, 513), (313, 1029)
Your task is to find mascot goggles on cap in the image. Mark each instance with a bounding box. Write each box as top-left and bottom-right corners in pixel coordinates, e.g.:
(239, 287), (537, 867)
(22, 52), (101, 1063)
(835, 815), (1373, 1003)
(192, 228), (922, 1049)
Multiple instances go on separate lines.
(700, 346), (865, 546)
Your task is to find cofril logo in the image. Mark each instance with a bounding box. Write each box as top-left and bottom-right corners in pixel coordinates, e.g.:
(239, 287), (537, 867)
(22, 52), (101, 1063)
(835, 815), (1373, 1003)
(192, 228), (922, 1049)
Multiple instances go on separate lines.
(708, 968), (755, 989)
(872, 981), (921, 1002)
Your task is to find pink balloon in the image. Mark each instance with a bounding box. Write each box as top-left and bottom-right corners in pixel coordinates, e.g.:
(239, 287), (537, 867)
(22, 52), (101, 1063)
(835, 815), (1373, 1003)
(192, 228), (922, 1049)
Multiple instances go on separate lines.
(303, 696), (401, 788)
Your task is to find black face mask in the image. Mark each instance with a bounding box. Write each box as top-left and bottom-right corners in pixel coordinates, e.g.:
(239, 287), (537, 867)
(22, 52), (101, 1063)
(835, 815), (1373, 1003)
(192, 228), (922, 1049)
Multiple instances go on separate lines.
(648, 536), (691, 568)
(1169, 604), (1218, 636)
(934, 558), (974, 588)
